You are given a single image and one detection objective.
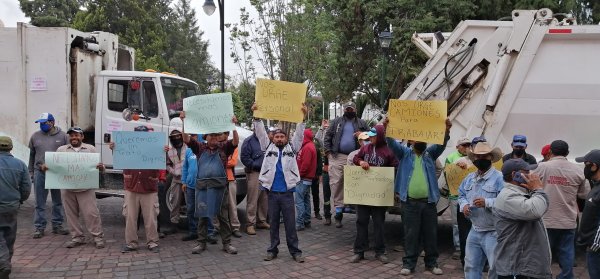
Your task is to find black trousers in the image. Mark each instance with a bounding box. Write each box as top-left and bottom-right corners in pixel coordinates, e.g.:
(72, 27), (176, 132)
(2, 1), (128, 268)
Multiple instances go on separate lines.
(267, 191), (301, 256)
(311, 176), (320, 215)
(402, 200), (438, 270)
(322, 172), (331, 218)
(0, 210), (17, 273)
(457, 204), (472, 267)
(354, 205), (386, 255)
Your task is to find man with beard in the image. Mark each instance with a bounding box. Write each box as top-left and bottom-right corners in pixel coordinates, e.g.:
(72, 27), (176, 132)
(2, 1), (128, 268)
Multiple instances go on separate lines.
(458, 142), (504, 279)
(45, 127), (105, 249)
(502, 135), (537, 165)
(323, 102), (369, 228)
(28, 112), (69, 238)
(383, 117), (452, 276)
(181, 114), (239, 255)
(164, 118), (186, 234)
(350, 125), (399, 264)
(576, 150), (600, 279)
(251, 103), (308, 263)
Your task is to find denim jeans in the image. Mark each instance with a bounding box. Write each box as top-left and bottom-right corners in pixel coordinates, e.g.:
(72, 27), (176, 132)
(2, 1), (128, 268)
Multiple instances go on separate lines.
(0, 211), (17, 272)
(587, 250), (600, 279)
(294, 181), (312, 229)
(450, 198), (460, 250)
(185, 188), (198, 235)
(401, 200), (438, 270)
(547, 228), (575, 279)
(33, 170), (64, 230)
(464, 229), (497, 279)
(458, 204), (473, 267)
(267, 191), (301, 256)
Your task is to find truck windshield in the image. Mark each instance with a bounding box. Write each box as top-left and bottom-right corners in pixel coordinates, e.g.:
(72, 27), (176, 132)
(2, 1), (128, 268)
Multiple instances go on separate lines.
(161, 77), (200, 117)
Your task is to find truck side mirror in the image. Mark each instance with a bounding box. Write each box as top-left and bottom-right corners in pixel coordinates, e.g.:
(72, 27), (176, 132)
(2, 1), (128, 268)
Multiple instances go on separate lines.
(122, 108), (134, 121)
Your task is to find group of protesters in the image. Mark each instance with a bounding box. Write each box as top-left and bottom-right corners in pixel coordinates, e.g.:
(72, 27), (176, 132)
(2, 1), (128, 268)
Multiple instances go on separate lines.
(1, 102), (600, 279)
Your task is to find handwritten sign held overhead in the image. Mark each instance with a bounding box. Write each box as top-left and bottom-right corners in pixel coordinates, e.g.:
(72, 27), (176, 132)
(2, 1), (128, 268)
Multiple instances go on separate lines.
(112, 131), (166, 170)
(343, 166), (395, 206)
(44, 152), (100, 189)
(183, 93), (235, 134)
(0, 132), (30, 164)
(254, 78), (307, 123)
(387, 100), (447, 144)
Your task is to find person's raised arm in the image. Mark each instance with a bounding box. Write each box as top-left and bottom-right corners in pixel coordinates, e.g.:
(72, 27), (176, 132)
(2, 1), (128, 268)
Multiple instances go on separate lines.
(179, 111), (191, 144)
(231, 115), (239, 147)
(251, 103), (269, 151)
(291, 103), (308, 153)
(382, 116), (406, 158)
(428, 118), (452, 160)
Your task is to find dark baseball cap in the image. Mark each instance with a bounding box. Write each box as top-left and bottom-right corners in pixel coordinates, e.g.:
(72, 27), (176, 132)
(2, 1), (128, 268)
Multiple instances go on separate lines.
(576, 149), (600, 166)
(512, 135), (527, 147)
(501, 158), (537, 176)
(67, 127), (84, 135)
(471, 136), (487, 146)
(550, 140), (569, 155)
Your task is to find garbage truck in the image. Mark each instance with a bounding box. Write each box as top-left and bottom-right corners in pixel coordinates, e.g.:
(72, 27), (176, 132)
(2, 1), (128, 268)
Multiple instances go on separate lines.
(0, 23), (249, 201)
(384, 8), (600, 214)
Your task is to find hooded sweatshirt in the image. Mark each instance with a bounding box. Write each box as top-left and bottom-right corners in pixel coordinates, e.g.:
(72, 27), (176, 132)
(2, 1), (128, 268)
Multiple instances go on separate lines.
(297, 128), (317, 180)
(353, 125), (399, 168)
(28, 127), (69, 173)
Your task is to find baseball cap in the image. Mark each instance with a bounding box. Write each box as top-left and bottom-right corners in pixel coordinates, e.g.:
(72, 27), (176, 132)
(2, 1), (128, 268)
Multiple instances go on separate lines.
(0, 136), (13, 151)
(366, 128), (377, 137)
(456, 137), (471, 146)
(576, 149), (600, 166)
(541, 144), (551, 156)
(34, 112), (55, 123)
(501, 158), (537, 176)
(343, 102), (356, 110)
(512, 135), (527, 147)
(358, 132), (370, 140)
(67, 127), (84, 135)
(550, 140), (569, 155)
(471, 136), (487, 146)
(272, 128), (287, 136)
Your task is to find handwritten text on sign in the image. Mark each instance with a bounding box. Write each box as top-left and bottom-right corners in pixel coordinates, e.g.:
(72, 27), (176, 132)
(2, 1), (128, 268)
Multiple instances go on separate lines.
(343, 166), (395, 206)
(183, 93), (235, 134)
(112, 131), (166, 170)
(254, 78), (307, 123)
(44, 152), (99, 189)
(387, 100), (447, 144)
(445, 160), (503, 196)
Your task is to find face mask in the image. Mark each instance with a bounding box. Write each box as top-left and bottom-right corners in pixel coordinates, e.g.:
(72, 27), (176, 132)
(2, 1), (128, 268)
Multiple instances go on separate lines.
(513, 149), (525, 156)
(363, 141), (370, 145)
(473, 159), (492, 171)
(170, 138), (183, 148)
(40, 123), (52, 133)
(343, 111), (356, 119)
(584, 164), (598, 180)
(413, 142), (427, 152)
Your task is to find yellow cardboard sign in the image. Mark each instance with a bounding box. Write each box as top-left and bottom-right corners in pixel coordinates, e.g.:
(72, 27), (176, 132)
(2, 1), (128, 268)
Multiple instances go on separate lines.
(445, 160), (504, 196)
(387, 100), (447, 144)
(254, 78), (307, 122)
(343, 166), (395, 206)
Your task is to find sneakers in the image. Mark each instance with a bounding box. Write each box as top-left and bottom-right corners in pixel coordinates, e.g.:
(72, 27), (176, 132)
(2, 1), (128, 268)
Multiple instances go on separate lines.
(264, 252), (277, 261)
(148, 246), (160, 253)
(335, 219), (343, 228)
(32, 229), (44, 239)
(191, 243), (207, 254)
(324, 218), (332, 226)
(400, 268), (413, 275)
(451, 250), (460, 260)
(315, 213), (323, 220)
(222, 244), (238, 254)
(427, 266), (443, 275)
(52, 226), (69, 235)
(95, 240), (105, 249)
(232, 230), (243, 238)
(246, 226), (257, 235)
(375, 254), (390, 264)
(65, 240), (85, 248)
(350, 254), (364, 263)
(181, 234), (198, 241)
(256, 223), (270, 230)
(121, 244), (138, 253)
(293, 254), (305, 263)
(296, 226), (305, 231)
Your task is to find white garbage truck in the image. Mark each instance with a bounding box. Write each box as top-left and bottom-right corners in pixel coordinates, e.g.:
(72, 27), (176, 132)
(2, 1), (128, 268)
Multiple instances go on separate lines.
(0, 23), (250, 201)
(384, 8), (600, 214)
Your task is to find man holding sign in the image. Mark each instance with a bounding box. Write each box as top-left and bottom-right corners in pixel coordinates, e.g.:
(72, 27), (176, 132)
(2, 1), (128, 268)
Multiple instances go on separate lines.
(44, 127), (105, 249)
(350, 125), (398, 264)
(383, 115), (452, 276)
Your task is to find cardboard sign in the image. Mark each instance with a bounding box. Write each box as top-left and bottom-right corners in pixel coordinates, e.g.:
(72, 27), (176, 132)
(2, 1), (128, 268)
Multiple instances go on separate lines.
(183, 93), (235, 134)
(44, 152), (100, 189)
(112, 131), (166, 170)
(445, 160), (504, 196)
(0, 132), (30, 164)
(387, 100), (447, 144)
(254, 78), (307, 122)
(343, 166), (395, 206)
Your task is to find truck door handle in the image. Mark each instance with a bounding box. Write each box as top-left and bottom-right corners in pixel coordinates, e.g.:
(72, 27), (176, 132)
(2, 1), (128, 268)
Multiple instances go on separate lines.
(104, 133), (111, 143)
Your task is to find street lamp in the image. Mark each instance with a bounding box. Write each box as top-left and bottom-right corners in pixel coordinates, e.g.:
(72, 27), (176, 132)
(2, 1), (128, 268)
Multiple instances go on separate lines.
(378, 30), (393, 110)
(203, 0), (225, 93)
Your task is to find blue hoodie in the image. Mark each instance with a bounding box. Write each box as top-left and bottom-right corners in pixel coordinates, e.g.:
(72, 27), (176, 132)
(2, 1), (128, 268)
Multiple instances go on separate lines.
(182, 135), (203, 188)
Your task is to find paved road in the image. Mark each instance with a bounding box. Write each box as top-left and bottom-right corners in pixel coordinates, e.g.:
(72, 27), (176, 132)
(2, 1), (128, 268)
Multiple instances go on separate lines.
(10, 194), (591, 279)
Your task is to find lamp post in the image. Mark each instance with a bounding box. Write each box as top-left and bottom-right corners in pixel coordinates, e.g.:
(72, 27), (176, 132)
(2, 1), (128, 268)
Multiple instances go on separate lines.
(378, 30), (393, 110)
(203, 0), (225, 93)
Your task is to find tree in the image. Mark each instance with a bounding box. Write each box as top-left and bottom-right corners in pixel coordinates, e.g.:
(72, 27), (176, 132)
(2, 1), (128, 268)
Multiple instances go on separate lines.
(19, 0), (82, 27)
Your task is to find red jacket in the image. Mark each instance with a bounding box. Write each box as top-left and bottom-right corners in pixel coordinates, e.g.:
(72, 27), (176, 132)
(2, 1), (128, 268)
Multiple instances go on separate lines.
(297, 128), (317, 180)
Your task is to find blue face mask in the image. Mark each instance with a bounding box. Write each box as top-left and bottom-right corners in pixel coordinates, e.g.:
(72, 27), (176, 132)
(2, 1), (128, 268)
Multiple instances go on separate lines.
(363, 141), (371, 145)
(40, 123), (52, 133)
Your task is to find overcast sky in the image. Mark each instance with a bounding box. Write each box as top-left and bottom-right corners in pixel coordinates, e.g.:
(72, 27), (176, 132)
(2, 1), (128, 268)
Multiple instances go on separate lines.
(0, 0), (260, 79)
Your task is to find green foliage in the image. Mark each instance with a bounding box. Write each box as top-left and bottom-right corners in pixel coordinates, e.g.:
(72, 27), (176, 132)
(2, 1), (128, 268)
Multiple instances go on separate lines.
(19, 0), (82, 27)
